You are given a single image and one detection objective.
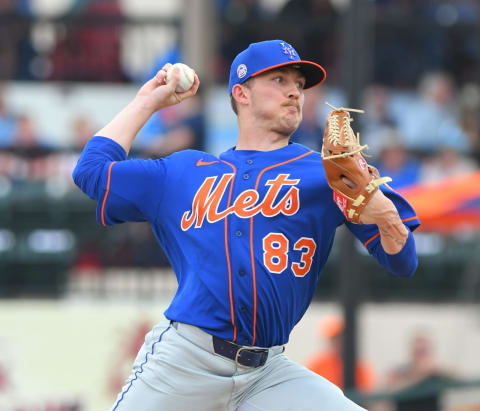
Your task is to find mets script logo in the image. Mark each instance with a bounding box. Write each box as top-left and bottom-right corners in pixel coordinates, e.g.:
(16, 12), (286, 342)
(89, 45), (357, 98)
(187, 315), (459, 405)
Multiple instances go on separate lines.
(181, 173), (300, 231)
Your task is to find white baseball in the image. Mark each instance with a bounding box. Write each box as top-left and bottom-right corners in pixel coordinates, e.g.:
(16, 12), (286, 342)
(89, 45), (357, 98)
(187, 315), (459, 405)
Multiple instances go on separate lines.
(166, 63), (195, 93)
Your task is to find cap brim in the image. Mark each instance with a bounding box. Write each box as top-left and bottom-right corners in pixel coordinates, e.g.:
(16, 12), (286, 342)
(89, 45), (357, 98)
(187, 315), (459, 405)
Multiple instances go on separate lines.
(251, 60), (326, 89)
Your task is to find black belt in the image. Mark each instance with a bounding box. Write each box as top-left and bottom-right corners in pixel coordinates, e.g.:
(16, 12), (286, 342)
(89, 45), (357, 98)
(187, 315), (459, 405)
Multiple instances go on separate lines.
(212, 336), (269, 368)
(170, 321), (269, 368)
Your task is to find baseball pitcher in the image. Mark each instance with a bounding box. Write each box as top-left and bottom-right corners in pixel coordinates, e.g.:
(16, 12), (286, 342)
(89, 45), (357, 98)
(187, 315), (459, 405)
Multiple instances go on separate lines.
(73, 40), (420, 410)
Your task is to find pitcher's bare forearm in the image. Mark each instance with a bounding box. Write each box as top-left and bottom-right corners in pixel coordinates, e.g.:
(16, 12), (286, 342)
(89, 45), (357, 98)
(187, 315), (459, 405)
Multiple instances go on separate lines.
(360, 190), (409, 254)
(360, 193), (417, 277)
(376, 210), (409, 254)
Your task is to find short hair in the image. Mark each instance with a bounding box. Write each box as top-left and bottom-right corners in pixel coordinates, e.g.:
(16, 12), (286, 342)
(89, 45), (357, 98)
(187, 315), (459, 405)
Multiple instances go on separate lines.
(230, 78), (252, 115)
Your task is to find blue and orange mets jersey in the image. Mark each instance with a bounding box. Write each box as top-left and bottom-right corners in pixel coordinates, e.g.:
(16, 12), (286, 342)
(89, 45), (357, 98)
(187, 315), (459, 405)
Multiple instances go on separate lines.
(73, 137), (420, 347)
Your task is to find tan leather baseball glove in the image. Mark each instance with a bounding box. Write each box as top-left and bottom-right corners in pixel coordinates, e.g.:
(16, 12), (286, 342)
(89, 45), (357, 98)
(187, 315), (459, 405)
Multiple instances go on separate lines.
(321, 102), (392, 224)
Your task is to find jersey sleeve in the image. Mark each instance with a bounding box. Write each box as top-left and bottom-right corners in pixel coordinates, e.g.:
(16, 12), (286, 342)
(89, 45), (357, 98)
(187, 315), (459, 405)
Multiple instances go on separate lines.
(97, 157), (167, 226)
(73, 136), (167, 226)
(345, 185), (420, 277)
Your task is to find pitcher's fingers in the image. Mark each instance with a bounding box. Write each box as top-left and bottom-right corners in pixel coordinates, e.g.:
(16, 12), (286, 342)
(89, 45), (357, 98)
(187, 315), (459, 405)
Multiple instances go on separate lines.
(155, 63), (173, 85)
(178, 74), (200, 98)
(161, 63), (173, 72)
(155, 71), (166, 85)
(154, 68), (169, 85)
(165, 66), (181, 92)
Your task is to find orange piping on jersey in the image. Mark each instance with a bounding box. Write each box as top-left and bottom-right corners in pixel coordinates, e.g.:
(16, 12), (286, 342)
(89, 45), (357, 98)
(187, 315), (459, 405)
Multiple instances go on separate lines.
(363, 232), (380, 248)
(362, 215), (419, 247)
(221, 160), (238, 342)
(250, 150), (314, 346)
(101, 161), (117, 227)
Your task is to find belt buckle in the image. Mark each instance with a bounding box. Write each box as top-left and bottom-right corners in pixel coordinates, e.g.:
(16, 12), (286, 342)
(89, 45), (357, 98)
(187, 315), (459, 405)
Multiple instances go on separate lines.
(234, 347), (249, 367)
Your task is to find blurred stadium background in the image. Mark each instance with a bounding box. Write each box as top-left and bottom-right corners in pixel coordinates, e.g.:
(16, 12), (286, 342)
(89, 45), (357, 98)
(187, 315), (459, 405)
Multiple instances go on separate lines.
(0, 0), (479, 410)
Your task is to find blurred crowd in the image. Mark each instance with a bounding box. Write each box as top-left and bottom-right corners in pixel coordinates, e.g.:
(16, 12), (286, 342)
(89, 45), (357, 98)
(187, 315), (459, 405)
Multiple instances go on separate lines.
(0, 0), (479, 272)
(305, 315), (462, 411)
(0, 0), (479, 87)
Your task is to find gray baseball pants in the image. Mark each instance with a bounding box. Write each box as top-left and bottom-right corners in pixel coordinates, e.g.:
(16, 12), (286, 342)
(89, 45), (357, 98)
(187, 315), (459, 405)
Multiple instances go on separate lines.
(111, 319), (366, 411)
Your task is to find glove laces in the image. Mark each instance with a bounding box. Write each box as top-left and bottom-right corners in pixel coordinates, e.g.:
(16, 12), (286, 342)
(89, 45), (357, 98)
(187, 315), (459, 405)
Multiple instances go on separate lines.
(322, 102), (368, 160)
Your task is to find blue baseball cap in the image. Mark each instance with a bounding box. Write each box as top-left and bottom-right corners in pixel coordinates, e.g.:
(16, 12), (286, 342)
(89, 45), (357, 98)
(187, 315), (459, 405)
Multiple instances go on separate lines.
(228, 40), (326, 95)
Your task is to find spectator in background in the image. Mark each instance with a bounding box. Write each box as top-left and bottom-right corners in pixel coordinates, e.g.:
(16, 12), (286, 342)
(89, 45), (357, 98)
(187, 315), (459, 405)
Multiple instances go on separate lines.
(12, 113), (39, 149)
(393, 72), (470, 154)
(0, 87), (17, 178)
(361, 85), (397, 158)
(385, 331), (455, 411)
(373, 127), (421, 190)
(458, 83), (480, 163)
(305, 315), (376, 393)
(0, 86), (16, 148)
(2, 113), (55, 181)
(52, 114), (98, 189)
(419, 145), (477, 183)
(71, 114), (95, 152)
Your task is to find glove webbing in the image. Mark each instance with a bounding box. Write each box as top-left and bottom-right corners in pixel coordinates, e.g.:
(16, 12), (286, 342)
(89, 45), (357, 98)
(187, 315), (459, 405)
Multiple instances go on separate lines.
(321, 102), (368, 160)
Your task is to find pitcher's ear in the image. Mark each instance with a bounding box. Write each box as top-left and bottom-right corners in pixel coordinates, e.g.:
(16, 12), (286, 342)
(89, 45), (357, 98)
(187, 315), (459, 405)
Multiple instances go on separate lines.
(232, 83), (251, 107)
